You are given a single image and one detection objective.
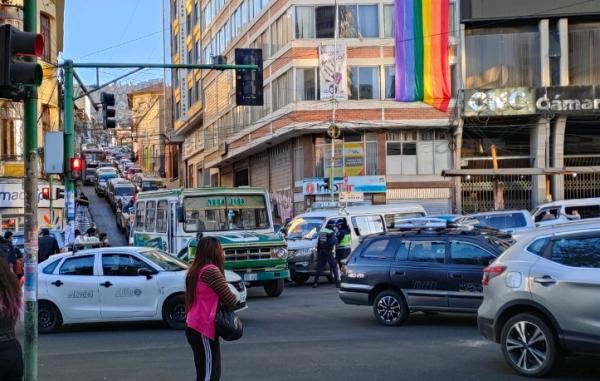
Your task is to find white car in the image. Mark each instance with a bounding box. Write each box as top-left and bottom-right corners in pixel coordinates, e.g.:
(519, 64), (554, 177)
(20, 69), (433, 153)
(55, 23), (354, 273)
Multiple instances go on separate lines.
(37, 247), (247, 333)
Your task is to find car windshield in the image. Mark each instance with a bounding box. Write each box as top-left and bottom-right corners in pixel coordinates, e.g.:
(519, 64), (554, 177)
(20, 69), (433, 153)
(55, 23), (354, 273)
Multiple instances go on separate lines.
(183, 194), (270, 232)
(99, 174), (117, 181)
(115, 187), (134, 196)
(474, 213), (527, 229)
(138, 249), (188, 271)
(286, 217), (325, 240)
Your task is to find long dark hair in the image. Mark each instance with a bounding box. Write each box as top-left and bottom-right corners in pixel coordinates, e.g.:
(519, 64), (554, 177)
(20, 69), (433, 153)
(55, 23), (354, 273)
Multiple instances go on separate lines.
(185, 237), (225, 312)
(0, 258), (21, 322)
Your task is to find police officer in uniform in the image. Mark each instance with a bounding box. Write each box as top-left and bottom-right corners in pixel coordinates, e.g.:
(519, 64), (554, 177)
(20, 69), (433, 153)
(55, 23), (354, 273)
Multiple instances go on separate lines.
(335, 220), (352, 275)
(313, 221), (340, 288)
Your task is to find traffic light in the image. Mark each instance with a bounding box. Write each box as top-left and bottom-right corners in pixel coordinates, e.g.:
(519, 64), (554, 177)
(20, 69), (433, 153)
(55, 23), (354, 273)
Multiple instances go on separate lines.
(235, 48), (263, 106)
(71, 157), (82, 180)
(100, 92), (116, 129)
(55, 187), (64, 200)
(41, 187), (50, 200)
(0, 24), (44, 100)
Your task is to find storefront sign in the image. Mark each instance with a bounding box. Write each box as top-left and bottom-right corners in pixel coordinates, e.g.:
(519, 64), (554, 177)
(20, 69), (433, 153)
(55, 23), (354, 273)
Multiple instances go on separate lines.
(339, 192), (364, 203)
(303, 176), (386, 195)
(0, 183), (66, 208)
(319, 45), (348, 101)
(463, 85), (600, 117)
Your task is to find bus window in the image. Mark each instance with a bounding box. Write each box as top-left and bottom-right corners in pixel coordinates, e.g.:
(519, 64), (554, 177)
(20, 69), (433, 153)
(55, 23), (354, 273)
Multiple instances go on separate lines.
(145, 201), (156, 232)
(156, 200), (168, 233)
(135, 202), (145, 231)
(183, 194), (269, 232)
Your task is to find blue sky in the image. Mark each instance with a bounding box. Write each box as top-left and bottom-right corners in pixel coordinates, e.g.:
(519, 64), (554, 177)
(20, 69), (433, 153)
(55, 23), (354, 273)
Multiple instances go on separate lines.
(63, 0), (166, 85)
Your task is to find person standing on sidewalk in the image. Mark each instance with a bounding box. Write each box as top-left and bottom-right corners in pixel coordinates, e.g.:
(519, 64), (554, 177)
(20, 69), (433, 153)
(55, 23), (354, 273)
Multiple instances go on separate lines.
(38, 228), (60, 263)
(0, 258), (23, 381)
(185, 237), (239, 381)
(313, 221), (340, 288)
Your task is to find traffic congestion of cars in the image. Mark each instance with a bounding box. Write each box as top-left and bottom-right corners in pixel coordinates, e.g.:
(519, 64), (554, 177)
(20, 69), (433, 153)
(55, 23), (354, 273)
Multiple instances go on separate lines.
(36, 146), (600, 378)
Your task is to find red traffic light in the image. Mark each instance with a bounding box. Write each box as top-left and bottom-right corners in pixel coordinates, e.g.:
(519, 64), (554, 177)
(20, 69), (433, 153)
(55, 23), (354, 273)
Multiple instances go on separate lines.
(41, 187), (50, 200)
(71, 157), (82, 171)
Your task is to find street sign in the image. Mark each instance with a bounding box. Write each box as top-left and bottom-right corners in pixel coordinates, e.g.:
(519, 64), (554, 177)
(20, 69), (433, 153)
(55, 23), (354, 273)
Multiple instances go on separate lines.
(340, 192), (364, 203)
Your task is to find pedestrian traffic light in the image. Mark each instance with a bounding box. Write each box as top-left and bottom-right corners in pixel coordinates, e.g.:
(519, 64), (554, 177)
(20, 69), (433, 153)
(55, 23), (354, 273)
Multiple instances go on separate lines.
(41, 187), (50, 200)
(100, 92), (116, 129)
(71, 157), (82, 180)
(0, 24), (44, 98)
(55, 187), (64, 200)
(235, 48), (263, 106)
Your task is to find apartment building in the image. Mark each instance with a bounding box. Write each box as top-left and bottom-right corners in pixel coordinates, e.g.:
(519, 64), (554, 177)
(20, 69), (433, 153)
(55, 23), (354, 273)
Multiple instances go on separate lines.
(170, 0), (459, 220)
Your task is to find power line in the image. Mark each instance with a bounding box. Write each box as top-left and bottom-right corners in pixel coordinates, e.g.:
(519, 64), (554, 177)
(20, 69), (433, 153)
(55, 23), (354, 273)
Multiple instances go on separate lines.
(75, 29), (164, 60)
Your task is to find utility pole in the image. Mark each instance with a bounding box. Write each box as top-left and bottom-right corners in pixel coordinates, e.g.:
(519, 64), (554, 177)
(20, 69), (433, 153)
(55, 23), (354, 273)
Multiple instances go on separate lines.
(63, 60), (76, 230)
(23, 1), (38, 380)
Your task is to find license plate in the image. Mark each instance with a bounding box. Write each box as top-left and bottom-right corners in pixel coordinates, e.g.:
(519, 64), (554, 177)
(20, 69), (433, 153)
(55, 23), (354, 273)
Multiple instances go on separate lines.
(244, 273), (257, 281)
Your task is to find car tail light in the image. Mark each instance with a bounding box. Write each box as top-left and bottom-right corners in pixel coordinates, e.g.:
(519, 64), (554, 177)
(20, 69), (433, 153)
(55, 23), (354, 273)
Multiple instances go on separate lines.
(482, 265), (506, 286)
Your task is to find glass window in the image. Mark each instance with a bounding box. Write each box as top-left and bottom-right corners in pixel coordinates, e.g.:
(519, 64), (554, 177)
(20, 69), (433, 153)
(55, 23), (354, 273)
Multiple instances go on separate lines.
(59, 256), (95, 276)
(351, 215), (385, 236)
(102, 254), (153, 276)
(315, 6), (335, 38)
(348, 67), (380, 100)
(384, 4), (395, 38)
(361, 238), (399, 259)
(338, 5), (358, 38)
(395, 240), (410, 261)
(138, 249), (188, 271)
(550, 235), (600, 268)
(134, 202), (145, 231)
(450, 241), (496, 266)
(145, 200), (156, 232)
(272, 12), (291, 55)
(183, 195), (269, 232)
(296, 68), (319, 100)
(565, 205), (600, 219)
(42, 258), (61, 274)
(408, 241), (446, 264)
(286, 217), (325, 240)
(385, 65), (395, 99)
(156, 200), (169, 233)
(474, 213), (527, 230)
(534, 207), (560, 223)
(295, 6), (315, 38)
(339, 5), (379, 38)
(527, 237), (550, 255)
(273, 69), (292, 111)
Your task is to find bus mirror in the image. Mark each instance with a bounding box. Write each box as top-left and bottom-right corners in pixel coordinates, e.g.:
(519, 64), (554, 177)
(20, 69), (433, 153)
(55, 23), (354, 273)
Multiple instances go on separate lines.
(177, 206), (185, 223)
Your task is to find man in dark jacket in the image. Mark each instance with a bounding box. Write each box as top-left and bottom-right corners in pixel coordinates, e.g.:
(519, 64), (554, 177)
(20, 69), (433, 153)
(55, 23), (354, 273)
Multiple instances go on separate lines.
(38, 228), (60, 263)
(1, 231), (18, 272)
(312, 221), (339, 288)
(0, 234), (12, 271)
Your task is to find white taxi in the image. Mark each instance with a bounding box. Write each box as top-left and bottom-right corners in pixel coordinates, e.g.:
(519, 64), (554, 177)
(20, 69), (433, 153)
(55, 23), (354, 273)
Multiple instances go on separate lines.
(37, 247), (247, 333)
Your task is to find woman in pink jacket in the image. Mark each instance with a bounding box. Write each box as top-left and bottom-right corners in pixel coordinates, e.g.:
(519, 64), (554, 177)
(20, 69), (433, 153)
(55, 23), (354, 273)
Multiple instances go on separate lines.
(185, 237), (238, 381)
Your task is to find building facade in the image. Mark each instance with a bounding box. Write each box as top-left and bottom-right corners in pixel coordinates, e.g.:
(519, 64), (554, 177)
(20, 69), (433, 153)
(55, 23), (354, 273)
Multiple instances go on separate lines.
(170, 0), (460, 221)
(452, 0), (600, 212)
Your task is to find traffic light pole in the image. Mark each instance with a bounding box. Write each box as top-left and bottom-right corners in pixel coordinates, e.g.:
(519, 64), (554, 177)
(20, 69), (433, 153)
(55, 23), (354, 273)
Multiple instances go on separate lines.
(22, 1), (38, 380)
(63, 60), (75, 233)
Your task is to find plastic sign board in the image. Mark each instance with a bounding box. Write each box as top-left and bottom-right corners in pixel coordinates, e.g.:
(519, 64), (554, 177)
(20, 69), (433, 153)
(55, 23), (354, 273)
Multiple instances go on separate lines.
(43, 132), (64, 174)
(302, 176), (386, 195)
(340, 192), (364, 203)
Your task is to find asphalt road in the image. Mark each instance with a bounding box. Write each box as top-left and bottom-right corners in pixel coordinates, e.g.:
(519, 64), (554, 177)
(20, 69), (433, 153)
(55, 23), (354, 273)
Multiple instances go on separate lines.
(80, 185), (127, 246)
(34, 284), (599, 381)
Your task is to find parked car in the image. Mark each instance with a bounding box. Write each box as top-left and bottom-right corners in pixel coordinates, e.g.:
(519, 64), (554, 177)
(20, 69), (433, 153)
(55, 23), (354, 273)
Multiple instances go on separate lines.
(125, 167), (143, 181)
(339, 227), (510, 326)
(133, 176), (165, 192)
(455, 210), (535, 237)
(13, 229), (66, 252)
(37, 247), (247, 333)
(107, 179), (135, 211)
(95, 172), (118, 196)
(477, 219), (600, 377)
(83, 167), (98, 185)
(532, 197), (600, 227)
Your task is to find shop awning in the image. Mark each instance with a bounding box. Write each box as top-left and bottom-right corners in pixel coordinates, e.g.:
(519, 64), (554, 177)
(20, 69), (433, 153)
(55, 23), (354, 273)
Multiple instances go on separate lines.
(442, 167), (600, 177)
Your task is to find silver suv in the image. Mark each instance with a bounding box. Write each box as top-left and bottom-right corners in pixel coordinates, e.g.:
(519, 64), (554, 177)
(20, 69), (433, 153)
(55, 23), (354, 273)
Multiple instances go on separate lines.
(478, 220), (600, 377)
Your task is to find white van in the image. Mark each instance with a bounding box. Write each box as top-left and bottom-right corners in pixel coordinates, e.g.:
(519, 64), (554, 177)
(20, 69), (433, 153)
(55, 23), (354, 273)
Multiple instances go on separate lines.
(283, 203), (426, 284)
(532, 198), (600, 227)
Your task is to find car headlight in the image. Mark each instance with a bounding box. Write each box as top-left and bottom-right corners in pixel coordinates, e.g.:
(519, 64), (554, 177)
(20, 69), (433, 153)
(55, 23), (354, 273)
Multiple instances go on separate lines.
(275, 247), (288, 259)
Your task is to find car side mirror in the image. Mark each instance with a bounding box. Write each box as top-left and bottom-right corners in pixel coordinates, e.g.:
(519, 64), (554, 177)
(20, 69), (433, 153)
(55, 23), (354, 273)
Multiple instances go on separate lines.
(177, 206), (185, 223)
(138, 268), (154, 279)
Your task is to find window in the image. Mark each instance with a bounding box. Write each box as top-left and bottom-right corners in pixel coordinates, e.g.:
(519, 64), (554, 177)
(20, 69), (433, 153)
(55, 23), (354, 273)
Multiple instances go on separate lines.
(450, 241), (496, 266)
(40, 13), (52, 62)
(474, 213), (528, 230)
(295, 6), (315, 38)
(315, 6), (335, 38)
(273, 69), (292, 112)
(296, 67), (319, 101)
(42, 258), (61, 274)
(59, 256), (95, 276)
(271, 12), (291, 55)
(565, 205), (600, 219)
(102, 254), (153, 276)
(351, 215), (385, 236)
(383, 4), (395, 38)
(569, 23), (600, 85)
(193, 40), (199, 63)
(186, 11), (192, 35)
(408, 241), (446, 264)
(145, 201), (156, 231)
(183, 195), (269, 232)
(348, 67), (380, 100)
(361, 238), (399, 259)
(196, 77), (201, 103)
(550, 235), (600, 268)
(188, 86), (193, 108)
(527, 237), (550, 255)
(156, 200), (169, 233)
(339, 5), (379, 38)
(385, 65), (395, 99)
(135, 202), (145, 231)
(386, 130), (450, 176)
(314, 134), (377, 177)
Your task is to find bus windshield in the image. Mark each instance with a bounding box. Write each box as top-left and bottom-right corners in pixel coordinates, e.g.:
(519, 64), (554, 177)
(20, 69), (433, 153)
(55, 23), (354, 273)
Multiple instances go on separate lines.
(183, 194), (269, 232)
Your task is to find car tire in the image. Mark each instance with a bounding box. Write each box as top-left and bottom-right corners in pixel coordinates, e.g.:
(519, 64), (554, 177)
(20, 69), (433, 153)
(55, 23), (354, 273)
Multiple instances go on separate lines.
(500, 313), (561, 377)
(264, 279), (285, 297)
(373, 290), (409, 326)
(163, 295), (186, 330)
(38, 301), (63, 334)
(290, 273), (310, 285)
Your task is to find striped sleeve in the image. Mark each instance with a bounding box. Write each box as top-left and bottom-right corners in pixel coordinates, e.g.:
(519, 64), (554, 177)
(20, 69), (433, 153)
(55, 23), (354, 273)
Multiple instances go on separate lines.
(201, 267), (239, 308)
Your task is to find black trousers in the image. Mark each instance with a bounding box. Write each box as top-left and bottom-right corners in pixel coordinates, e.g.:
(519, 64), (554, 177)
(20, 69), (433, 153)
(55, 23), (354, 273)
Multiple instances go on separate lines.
(314, 250), (339, 284)
(0, 339), (23, 381)
(186, 327), (221, 381)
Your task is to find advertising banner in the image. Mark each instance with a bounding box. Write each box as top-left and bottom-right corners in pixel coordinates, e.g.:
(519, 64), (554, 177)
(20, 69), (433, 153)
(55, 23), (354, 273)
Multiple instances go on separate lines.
(319, 45), (348, 101)
(0, 183), (66, 208)
(302, 176), (386, 195)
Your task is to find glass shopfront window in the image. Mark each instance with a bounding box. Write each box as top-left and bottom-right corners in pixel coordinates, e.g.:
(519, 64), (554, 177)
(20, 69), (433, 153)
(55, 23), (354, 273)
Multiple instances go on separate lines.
(386, 130), (450, 176)
(315, 134), (378, 178)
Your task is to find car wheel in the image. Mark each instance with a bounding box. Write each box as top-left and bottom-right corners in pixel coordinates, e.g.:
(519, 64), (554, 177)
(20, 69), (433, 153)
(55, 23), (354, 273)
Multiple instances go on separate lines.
(264, 279), (284, 297)
(163, 295), (186, 330)
(38, 301), (63, 333)
(501, 313), (561, 377)
(373, 290), (409, 326)
(290, 273), (310, 285)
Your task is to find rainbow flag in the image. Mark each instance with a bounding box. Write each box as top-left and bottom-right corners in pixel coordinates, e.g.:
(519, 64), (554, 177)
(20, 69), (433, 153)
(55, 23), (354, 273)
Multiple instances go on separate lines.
(395, 0), (451, 111)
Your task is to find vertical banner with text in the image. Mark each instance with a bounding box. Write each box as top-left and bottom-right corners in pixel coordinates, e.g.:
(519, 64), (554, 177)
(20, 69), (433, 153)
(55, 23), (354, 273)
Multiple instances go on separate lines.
(319, 45), (348, 101)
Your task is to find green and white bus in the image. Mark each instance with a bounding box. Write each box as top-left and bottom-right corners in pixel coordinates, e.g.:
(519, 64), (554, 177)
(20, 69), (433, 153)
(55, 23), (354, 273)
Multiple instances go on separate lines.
(132, 187), (289, 297)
